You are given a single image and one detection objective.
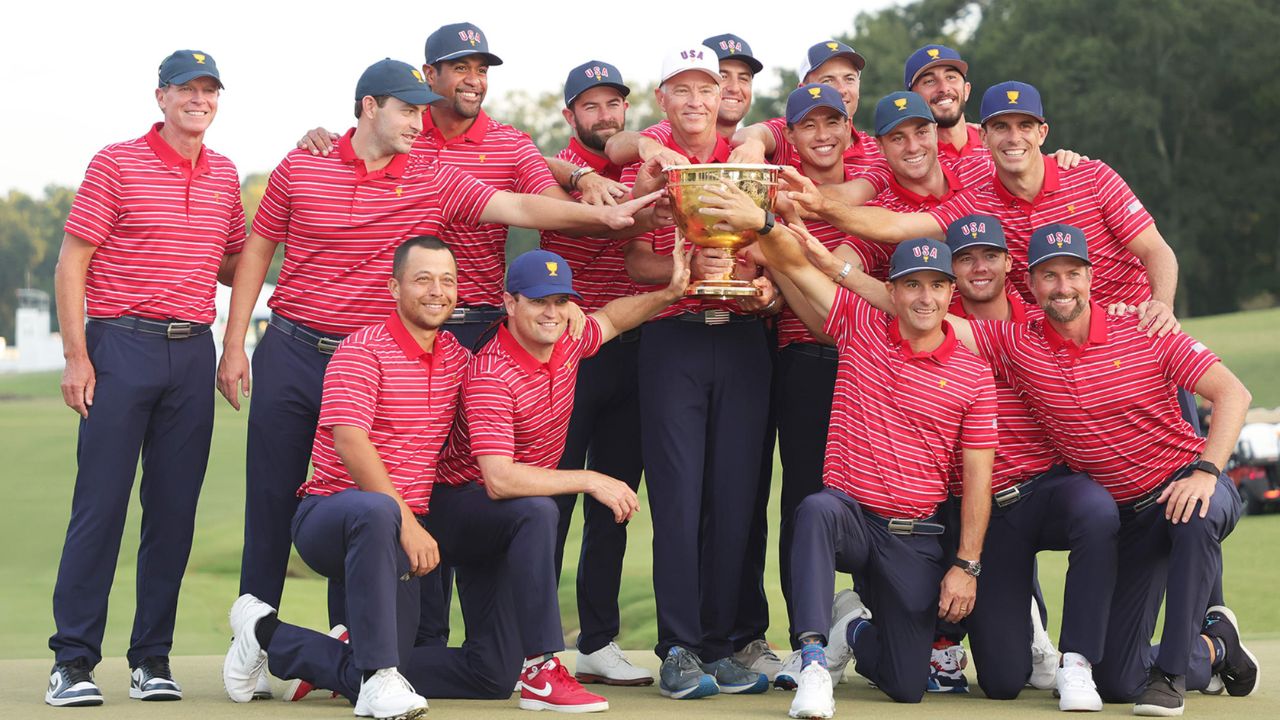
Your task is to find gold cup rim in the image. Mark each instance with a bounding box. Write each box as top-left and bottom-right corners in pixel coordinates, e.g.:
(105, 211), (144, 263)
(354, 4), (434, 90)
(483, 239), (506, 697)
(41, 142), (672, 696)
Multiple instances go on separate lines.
(662, 163), (784, 173)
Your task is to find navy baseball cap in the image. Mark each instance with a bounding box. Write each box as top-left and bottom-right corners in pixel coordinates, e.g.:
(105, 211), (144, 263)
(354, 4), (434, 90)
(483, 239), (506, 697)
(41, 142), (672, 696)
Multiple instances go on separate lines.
(158, 49), (223, 89)
(874, 91), (935, 137)
(703, 33), (763, 74)
(946, 215), (1007, 255)
(1028, 223), (1090, 269)
(903, 44), (968, 89)
(506, 250), (581, 299)
(889, 238), (955, 280)
(980, 81), (1045, 124)
(564, 60), (629, 108)
(786, 84), (847, 125)
(425, 22), (503, 66)
(356, 59), (442, 106)
(799, 40), (866, 80)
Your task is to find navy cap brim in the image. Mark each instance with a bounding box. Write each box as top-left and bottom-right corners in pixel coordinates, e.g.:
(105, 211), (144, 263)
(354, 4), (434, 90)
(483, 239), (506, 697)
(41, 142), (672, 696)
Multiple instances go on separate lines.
(165, 70), (224, 89)
(888, 266), (955, 281)
(788, 101), (846, 125)
(720, 55), (763, 74)
(1027, 251), (1090, 269)
(512, 284), (581, 300)
(981, 108), (1045, 124)
(388, 87), (444, 106)
(567, 82), (630, 108)
(949, 239), (1006, 254)
(430, 49), (503, 66)
(909, 58), (969, 87)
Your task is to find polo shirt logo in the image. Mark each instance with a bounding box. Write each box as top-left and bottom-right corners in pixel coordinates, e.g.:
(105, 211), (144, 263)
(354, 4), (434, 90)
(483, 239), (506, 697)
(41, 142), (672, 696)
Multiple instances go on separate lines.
(193, 53), (206, 65)
(1007, 90), (1020, 104)
(1113, 360), (1122, 368)
(826, 42), (839, 52)
(458, 29), (482, 46)
(894, 97), (908, 110)
(927, 48), (940, 59)
(478, 155), (486, 162)
(938, 379), (947, 388)
(395, 186), (403, 197)
(545, 261), (559, 276)
(1067, 204), (1076, 213)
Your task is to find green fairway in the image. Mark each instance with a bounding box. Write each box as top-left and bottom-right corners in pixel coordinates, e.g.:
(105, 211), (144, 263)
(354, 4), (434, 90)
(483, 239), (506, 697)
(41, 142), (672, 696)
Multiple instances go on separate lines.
(1, 306), (1278, 664)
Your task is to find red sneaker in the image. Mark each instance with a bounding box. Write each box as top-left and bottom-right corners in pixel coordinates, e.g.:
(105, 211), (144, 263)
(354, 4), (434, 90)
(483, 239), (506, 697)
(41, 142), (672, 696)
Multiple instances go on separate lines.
(280, 625), (349, 702)
(518, 658), (609, 713)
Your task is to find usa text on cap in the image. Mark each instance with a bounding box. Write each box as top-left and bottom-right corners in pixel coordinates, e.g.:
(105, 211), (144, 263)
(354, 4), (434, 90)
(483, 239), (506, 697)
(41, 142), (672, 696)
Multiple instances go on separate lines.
(980, 81), (1044, 124)
(946, 215), (1007, 254)
(506, 249), (581, 299)
(425, 22), (503, 66)
(890, 238), (955, 280)
(158, 49), (223, 89)
(356, 59), (443, 106)
(903, 45), (968, 89)
(1028, 223), (1090, 269)
(660, 44), (721, 84)
(799, 40), (866, 81)
(703, 33), (763, 74)
(874, 91), (935, 137)
(787, 84), (847, 125)
(564, 60), (629, 108)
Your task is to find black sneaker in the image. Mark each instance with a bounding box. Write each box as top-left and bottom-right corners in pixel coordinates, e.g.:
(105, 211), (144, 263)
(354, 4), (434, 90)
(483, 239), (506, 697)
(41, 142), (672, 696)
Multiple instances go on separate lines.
(130, 656), (182, 701)
(45, 658), (104, 707)
(1134, 667), (1185, 717)
(1203, 606), (1259, 697)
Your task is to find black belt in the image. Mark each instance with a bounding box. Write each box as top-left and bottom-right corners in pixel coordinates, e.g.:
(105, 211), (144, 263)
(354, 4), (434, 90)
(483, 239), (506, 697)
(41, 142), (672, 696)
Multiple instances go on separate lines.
(992, 463), (1068, 508)
(445, 305), (505, 325)
(671, 309), (758, 326)
(863, 509), (945, 536)
(91, 316), (210, 339)
(269, 313), (345, 355)
(784, 341), (839, 360)
(1120, 463), (1200, 515)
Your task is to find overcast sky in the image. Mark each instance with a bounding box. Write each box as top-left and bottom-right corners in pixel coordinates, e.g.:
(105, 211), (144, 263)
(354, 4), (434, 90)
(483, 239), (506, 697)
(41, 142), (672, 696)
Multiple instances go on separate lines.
(1, 0), (895, 196)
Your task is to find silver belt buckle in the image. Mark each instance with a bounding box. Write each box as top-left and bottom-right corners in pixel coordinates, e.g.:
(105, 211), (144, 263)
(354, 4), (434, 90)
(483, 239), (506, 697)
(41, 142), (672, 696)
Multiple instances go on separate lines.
(448, 307), (468, 324)
(166, 322), (192, 339)
(316, 337), (341, 355)
(887, 518), (914, 535)
(703, 309), (730, 326)
(993, 486), (1021, 508)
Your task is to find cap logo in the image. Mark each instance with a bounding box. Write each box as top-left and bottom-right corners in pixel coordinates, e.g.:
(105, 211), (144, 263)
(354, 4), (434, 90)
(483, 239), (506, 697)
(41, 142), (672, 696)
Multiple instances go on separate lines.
(1045, 230), (1073, 249)
(585, 65), (609, 81)
(545, 261), (559, 277)
(457, 29), (483, 47)
(193, 53), (206, 65)
(913, 244), (939, 262)
(1007, 90), (1020, 104)
(719, 39), (743, 54)
(808, 87), (823, 99)
(411, 69), (425, 84)
(826, 42), (839, 52)
(960, 220), (987, 238)
(927, 48), (940, 59)
(680, 49), (705, 60)
(894, 97), (908, 110)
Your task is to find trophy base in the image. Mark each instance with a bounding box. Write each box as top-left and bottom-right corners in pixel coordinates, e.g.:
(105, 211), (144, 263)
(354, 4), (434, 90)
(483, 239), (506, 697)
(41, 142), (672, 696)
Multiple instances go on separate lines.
(686, 280), (761, 298)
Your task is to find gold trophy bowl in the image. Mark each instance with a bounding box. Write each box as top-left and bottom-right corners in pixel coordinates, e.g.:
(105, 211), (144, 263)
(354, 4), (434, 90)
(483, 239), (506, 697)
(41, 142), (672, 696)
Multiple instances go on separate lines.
(665, 163), (781, 297)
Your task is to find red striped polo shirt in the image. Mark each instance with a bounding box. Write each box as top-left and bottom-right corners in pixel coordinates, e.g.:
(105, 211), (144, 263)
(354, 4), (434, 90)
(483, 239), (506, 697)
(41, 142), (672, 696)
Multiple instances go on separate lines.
(409, 110), (560, 306)
(436, 318), (606, 486)
(761, 116), (883, 178)
(948, 290), (1060, 494)
(539, 138), (639, 312)
(968, 303), (1217, 503)
(860, 148), (993, 198)
(928, 156), (1156, 306)
(938, 124), (989, 163)
(65, 123), (246, 324)
(303, 312), (470, 514)
(253, 128), (496, 335)
(822, 286), (999, 518)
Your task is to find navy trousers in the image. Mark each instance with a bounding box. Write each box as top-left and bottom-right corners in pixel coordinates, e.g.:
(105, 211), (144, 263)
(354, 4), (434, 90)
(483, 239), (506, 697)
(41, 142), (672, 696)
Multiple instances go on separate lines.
(966, 469), (1119, 699)
(50, 321), (214, 667)
(1094, 473), (1240, 703)
(639, 317), (771, 662)
(552, 332), (644, 655)
(267, 482), (555, 700)
(791, 489), (944, 703)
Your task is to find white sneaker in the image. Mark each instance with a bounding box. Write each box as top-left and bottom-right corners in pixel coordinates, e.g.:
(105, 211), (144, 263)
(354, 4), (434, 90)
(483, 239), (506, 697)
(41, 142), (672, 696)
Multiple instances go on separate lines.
(575, 641), (654, 686)
(1029, 602), (1060, 690)
(1201, 674), (1225, 695)
(732, 639), (784, 681)
(354, 668), (428, 719)
(825, 594), (872, 679)
(831, 589), (863, 627)
(789, 661), (835, 719)
(253, 670), (273, 700)
(775, 649), (845, 691)
(1056, 652), (1102, 712)
(223, 594), (275, 703)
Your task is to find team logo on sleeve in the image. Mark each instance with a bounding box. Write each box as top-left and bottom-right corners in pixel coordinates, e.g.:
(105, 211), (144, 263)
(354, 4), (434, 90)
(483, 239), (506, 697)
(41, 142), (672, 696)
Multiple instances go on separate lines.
(1044, 229), (1074, 249)
(458, 29), (483, 47)
(193, 53), (207, 64)
(927, 48), (941, 59)
(913, 244), (939, 262)
(545, 261), (559, 277)
(1006, 90), (1020, 104)
(894, 97), (909, 110)
(719, 39), (743, 55)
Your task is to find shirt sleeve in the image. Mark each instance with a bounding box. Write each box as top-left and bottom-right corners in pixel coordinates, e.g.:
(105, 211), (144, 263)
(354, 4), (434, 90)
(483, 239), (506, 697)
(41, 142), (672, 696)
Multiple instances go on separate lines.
(966, 319), (1017, 383)
(510, 133), (560, 196)
(432, 164), (499, 226)
(463, 367), (517, 458)
(640, 120), (673, 144)
(762, 117), (788, 155)
(224, 170), (248, 254)
(960, 368), (1000, 449)
(822, 285), (875, 346)
(317, 341), (381, 434)
(252, 155), (294, 242)
(575, 317), (605, 360)
(851, 158), (893, 195)
(1092, 161), (1156, 244)
(925, 187), (980, 233)
(1150, 330), (1221, 392)
(64, 149), (124, 246)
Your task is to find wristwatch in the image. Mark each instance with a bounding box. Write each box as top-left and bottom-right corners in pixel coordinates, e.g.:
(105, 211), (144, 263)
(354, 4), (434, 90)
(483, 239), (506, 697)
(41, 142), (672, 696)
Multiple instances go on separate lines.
(569, 166), (596, 190)
(953, 557), (982, 578)
(758, 210), (775, 236)
(1190, 459), (1222, 477)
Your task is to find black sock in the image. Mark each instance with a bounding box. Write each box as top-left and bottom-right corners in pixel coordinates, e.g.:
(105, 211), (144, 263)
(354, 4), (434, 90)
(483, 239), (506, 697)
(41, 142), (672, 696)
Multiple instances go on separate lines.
(1210, 636), (1226, 671)
(254, 614), (280, 651)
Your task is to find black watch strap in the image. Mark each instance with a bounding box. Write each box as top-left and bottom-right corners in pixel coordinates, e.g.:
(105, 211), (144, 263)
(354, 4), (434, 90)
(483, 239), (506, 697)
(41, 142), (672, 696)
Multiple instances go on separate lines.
(1190, 459), (1221, 477)
(758, 210), (775, 236)
(952, 557), (982, 577)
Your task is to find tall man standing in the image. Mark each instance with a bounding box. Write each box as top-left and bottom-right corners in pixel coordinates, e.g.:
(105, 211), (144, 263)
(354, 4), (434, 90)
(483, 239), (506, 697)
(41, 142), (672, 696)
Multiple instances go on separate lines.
(48, 50), (244, 706)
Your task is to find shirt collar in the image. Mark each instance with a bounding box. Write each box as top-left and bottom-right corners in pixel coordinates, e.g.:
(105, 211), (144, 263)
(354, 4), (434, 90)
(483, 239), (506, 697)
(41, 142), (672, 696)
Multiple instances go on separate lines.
(144, 122), (209, 178)
(887, 319), (959, 362)
(385, 310), (436, 369)
(949, 283), (1028, 321)
(496, 323), (554, 375)
(337, 128), (409, 181)
(938, 124), (984, 160)
(993, 153), (1059, 207)
(887, 161), (962, 207)
(568, 136), (622, 180)
(1042, 300), (1108, 360)
(421, 108), (491, 147)
(844, 126), (872, 160)
(663, 129), (732, 164)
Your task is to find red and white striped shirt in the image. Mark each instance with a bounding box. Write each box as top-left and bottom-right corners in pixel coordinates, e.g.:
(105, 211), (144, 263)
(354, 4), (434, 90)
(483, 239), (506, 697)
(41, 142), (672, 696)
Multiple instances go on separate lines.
(822, 286), (999, 518)
(929, 156), (1155, 306)
(938, 124), (989, 164)
(253, 129), (496, 335)
(65, 123), (246, 324)
(409, 110), (560, 306)
(761, 116), (882, 178)
(540, 138), (639, 312)
(948, 289), (1061, 494)
(968, 304), (1217, 503)
(304, 312), (470, 514)
(436, 318), (605, 486)
(859, 149), (993, 198)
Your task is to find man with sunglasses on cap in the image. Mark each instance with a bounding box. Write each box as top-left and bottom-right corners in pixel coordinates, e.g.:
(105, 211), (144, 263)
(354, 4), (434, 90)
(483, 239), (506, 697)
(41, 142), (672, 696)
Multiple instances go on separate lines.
(48, 49), (243, 707)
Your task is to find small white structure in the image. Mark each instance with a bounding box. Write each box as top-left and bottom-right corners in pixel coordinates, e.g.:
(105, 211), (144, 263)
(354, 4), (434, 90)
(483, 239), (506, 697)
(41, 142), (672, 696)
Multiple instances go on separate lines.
(0, 289), (65, 372)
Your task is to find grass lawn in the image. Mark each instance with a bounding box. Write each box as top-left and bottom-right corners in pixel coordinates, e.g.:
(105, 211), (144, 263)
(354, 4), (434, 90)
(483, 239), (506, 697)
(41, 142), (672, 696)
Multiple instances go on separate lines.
(2, 306), (1278, 661)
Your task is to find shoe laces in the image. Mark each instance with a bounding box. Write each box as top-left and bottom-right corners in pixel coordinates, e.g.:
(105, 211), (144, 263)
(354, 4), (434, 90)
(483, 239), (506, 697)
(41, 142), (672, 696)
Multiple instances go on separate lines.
(671, 648), (702, 674)
(371, 668), (416, 696)
(599, 642), (631, 667)
(1060, 664), (1094, 690)
(541, 659), (578, 688)
(140, 656), (173, 680)
(63, 659), (94, 685)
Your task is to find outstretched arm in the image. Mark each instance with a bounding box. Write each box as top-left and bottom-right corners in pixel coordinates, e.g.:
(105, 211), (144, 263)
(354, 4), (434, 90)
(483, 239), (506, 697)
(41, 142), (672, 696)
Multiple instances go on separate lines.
(593, 236), (691, 340)
(782, 167), (943, 243)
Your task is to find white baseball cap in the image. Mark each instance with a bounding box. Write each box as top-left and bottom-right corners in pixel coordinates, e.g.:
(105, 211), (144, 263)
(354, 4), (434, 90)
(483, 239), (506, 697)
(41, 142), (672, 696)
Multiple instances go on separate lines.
(660, 43), (722, 84)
